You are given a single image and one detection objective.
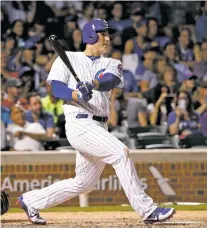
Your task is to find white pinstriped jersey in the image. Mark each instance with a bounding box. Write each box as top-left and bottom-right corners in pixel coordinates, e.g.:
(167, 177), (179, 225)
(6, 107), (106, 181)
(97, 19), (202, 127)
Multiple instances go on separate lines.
(47, 52), (124, 117)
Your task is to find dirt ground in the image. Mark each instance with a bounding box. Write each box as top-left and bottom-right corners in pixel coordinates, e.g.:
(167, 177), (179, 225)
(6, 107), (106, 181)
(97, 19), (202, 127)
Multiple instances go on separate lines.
(1, 211), (207, 228)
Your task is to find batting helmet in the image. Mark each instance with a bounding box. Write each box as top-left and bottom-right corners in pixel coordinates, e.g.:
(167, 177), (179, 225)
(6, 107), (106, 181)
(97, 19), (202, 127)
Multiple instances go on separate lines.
(82, 18), (116, 44)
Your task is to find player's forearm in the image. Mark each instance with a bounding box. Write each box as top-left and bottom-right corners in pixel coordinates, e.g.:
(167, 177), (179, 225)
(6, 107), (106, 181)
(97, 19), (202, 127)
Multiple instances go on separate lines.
(92, 73), (121, 92)
(51, 80), (78, 102)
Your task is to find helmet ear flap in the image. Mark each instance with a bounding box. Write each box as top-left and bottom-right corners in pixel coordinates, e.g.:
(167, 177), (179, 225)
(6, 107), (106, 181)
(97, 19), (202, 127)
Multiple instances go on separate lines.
(89, 31), (99, 44)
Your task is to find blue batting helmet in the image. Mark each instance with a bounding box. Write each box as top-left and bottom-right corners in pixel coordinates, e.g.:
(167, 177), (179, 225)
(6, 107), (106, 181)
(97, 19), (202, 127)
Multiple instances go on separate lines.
(82, 18), (116, 44)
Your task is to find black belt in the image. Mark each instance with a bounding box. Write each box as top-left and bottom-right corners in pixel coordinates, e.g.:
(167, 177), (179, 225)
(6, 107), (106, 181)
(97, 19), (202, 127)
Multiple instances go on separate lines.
(76, 114), (108, 123)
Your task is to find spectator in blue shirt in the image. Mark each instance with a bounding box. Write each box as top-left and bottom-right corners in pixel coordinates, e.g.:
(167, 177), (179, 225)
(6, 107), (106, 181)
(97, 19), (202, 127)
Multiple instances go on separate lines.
(138, 47), (158, 92)
(177, 28), (194, 62)
(1, 106), (12, 127)
(25, 92), (55, 137)
(108, 2), (132, 34)
(163, 42), (193, 82)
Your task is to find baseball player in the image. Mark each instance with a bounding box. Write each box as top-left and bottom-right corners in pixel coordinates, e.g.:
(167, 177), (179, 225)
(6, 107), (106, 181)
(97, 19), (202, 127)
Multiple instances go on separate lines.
(17, 19), (175, 225)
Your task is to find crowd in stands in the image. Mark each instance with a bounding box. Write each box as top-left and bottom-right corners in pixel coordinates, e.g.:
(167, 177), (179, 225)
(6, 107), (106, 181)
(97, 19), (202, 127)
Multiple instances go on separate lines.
(1, 1), (207, 151)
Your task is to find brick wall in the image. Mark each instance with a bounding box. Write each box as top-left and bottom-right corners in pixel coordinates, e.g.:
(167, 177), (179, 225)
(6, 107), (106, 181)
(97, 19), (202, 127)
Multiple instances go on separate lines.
(1, 161), (207, 207)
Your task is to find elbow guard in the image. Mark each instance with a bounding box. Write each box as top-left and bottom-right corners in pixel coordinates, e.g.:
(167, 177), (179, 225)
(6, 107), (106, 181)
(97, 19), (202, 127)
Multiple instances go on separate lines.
(96, 73), (121, 92)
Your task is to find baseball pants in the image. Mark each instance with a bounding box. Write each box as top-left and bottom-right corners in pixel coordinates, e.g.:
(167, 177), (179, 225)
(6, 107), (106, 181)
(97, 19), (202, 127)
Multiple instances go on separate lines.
(22, 113), (157, 219)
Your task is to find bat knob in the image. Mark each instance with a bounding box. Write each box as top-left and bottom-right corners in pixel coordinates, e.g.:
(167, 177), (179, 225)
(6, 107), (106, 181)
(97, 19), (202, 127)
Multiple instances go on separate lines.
(49, 35), (58, 42)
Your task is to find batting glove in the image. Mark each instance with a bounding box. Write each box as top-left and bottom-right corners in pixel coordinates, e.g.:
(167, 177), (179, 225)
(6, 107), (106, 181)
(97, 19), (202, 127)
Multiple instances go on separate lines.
(77, 82), (93, 102)
(76, 82), (94, 92)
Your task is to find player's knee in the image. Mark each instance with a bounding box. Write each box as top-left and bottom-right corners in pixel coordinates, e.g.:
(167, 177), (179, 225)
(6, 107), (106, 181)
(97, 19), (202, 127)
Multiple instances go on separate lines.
(113, 147), (130, 166)
(74, 177), (94, 194)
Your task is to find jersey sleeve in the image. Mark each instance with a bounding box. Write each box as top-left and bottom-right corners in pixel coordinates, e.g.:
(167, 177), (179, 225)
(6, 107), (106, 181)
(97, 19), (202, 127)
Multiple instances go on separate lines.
(47, 55), (71, 85)
(106, 59), (124, 89)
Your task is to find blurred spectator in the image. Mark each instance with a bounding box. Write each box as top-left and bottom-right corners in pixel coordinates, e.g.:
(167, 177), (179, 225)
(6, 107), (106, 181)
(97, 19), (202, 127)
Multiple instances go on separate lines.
(5, 20), (25, 49)
(2, 78), (22, 108)
(108, 2), (132, 34)
(146, 64), (178, 125)
(114, 50), (138, 94)
(33, 20), (46, 39)
(193, 80), (207, 115)
(3, 36), (16, 58)
(124, 19), (149, 56)
(68, 28), (84, 52)
(1, 51), (13, 80)
(154, 55), (167, 80)
(193, 40), (207, 80)
(147, 17), (171, 49)
(137, 47), (158, 92)
(195, 1), (207, 43)
(122, 7), (145, 44)
(163, 42), (193, 82)
(29, 2), (54, 24)
(109, 50), (137, 127)
(95, 5), (108, 20)
(192, 79), (207, 136)
(19, 66), (35, 98)
(2, 1), (26, 23)
(20, 44), (36, 68)
(145, 1), (162, 24)
(25, 21), (46, 49)
(64, 15), (79, 42)
(7, 104), (46, 151)
(78, 3), (94, 29)
(45, 1), (71, 17)
(163, 42), (179, 63)
(176, 28), (200, 68)
(177, 28), (194, 61)
(18, 44), (45, 92)
(179, 75), (197, 96)
(35, 38), (48, 65)
(41, 83), (64, 123)
(167, 91), (202, 137)
(25, 92), (55, 137)
(127, 96), (148, 128)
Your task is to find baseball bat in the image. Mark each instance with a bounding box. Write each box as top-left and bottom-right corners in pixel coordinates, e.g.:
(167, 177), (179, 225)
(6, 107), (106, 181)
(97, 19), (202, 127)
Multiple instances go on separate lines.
(48, 35), (80, 83)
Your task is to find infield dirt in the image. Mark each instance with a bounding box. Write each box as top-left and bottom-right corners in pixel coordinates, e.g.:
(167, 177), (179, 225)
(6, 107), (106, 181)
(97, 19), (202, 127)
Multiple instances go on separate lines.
(2, 211), (207, 228)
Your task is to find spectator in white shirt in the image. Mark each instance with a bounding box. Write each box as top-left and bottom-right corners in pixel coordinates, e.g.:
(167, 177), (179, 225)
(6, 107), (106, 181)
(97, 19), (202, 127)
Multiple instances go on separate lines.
(7, 104), (46, 151)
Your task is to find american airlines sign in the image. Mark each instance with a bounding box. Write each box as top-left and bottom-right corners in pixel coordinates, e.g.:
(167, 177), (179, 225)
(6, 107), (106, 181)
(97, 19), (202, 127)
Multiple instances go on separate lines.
(1, 166), (175, 197)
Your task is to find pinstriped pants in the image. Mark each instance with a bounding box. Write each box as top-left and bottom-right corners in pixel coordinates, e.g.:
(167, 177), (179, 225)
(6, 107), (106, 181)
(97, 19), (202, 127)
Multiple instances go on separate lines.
(22, 114), (157, 219)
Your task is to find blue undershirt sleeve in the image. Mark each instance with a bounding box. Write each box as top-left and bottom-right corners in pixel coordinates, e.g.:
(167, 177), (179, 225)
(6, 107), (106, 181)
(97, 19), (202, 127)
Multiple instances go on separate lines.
(51, 80), (74, 101)
(96, 73), (121, 92)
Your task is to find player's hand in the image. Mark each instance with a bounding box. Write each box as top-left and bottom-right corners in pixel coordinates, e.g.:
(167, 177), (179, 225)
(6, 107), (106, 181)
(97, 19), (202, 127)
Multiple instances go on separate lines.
(77, 91), (92, 102)
(76, 82), (94, 93)
(76, 82), (93, 102)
